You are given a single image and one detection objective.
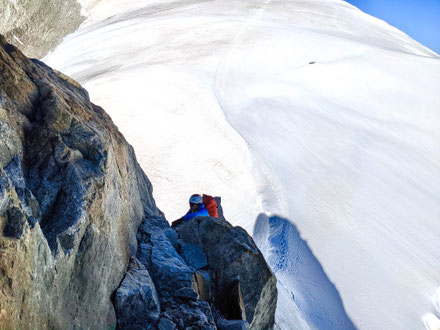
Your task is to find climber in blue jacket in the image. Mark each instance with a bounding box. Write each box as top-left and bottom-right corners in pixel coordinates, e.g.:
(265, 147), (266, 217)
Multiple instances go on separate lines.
(171, 194), (209, 227)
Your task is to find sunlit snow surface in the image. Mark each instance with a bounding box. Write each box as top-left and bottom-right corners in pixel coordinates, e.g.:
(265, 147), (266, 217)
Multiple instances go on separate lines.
(45, 0), (440, 328)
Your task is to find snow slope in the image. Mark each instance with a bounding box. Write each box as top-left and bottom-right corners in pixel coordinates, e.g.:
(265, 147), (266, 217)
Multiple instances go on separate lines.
(44, 0), (440, 328)
(254, 214), (356, 329)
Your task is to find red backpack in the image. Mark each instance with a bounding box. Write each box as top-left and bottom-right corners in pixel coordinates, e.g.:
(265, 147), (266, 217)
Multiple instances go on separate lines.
(202, 194), (218, 218)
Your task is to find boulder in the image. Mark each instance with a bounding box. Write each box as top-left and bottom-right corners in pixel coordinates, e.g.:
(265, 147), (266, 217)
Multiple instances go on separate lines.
(115, 257), (161, 329)
(128, 215), (217, 329)
(128, 202), (276, 329)
(175, 217), (277, 329)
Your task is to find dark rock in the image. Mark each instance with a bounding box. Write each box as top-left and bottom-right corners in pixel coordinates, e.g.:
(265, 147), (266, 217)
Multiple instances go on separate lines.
(217, 319), (250, 330)
(175, 217), (277, 329)
(174, 287), (199, 300)
(158, 317), (176, 330)
(220, 281), (247, 321)
(180, 243), (208, 269)
(188, 300), (198, 307)
(115, 257), (160, 329)
(3, 206), (27, 238)
(149, 231), (194, 291)
(132, 212), (217, 329)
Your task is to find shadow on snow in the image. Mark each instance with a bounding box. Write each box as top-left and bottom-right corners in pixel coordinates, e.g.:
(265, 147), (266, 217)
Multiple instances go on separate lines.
(253, 214), (357, 330)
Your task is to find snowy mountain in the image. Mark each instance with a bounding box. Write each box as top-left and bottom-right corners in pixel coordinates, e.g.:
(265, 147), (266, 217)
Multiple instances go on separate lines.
(43, 0), (440, 328)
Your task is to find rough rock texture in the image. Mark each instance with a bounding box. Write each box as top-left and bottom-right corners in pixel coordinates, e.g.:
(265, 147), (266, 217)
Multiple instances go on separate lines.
(125, 215), (218, 329)
(115, 257), (161, 329)
(0, 35), (162, 328)
(217, 319), (250, 330)
(116, 199), (277, 329)
(176, 217), (278, 330)
(0, 0), (85, 59)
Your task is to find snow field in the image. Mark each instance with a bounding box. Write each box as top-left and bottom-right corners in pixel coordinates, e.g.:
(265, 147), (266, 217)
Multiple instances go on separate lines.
(46, 0), (440, 328)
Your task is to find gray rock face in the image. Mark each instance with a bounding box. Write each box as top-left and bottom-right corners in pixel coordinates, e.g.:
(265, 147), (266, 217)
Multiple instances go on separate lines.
(180, 243), (208, 269)
(115, 257), (161, 329)
(175, 217), (278, 330)
(0, 35), (162, 328)
(158, 317), (177, 330)
(122, 208), (276, 329)
(0, 0), (85, 58)
(128, 215), (218, 329)
(217, 319), (250, 330)
(174, 287), (199, 300)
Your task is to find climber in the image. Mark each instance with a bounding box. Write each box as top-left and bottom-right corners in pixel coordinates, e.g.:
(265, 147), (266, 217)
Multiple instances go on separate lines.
(171, 194), (209, 227)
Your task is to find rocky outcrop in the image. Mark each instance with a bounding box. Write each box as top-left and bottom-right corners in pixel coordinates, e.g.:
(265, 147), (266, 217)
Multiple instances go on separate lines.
(175, 216), (277, 329)
(0, 35), (277, 329)
(0, 0), (85, 58)
(116, 208), (277, 329)
(0, 34), (161, 328)
(117, 215), (218, 329)
(115, 257), (161, 329)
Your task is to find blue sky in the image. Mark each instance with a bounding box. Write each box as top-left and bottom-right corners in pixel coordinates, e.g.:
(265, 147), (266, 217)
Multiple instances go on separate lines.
(345, 0), (440, 54)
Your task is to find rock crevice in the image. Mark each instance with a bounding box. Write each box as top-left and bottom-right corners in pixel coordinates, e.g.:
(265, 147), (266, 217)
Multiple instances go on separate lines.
(115, 206), (277, 329)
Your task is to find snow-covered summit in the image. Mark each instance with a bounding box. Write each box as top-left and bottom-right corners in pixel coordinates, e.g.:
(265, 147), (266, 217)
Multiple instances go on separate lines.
(44, 0), (440, 328)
